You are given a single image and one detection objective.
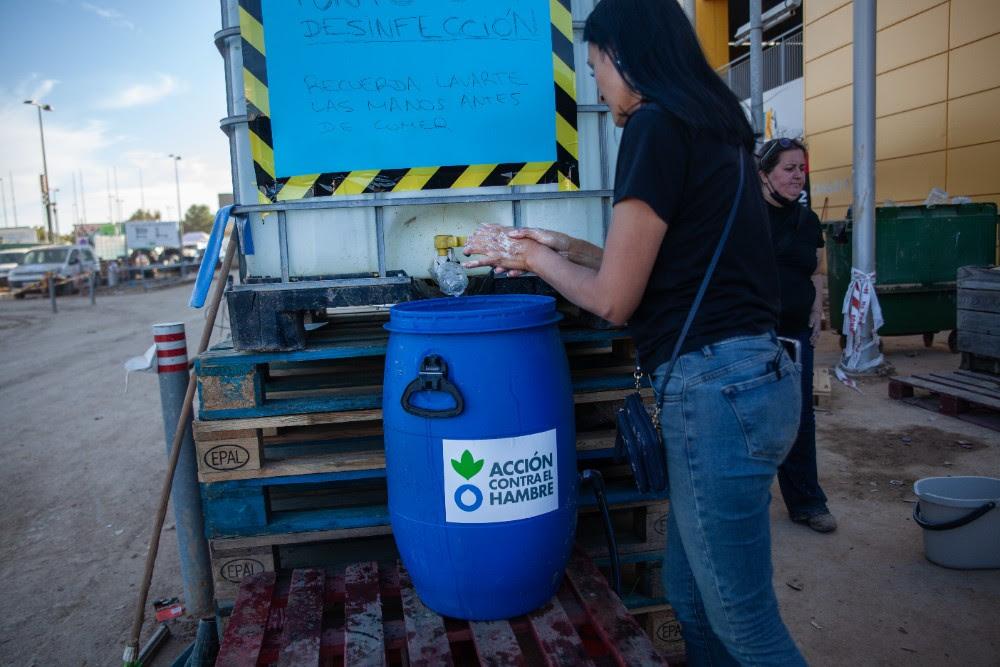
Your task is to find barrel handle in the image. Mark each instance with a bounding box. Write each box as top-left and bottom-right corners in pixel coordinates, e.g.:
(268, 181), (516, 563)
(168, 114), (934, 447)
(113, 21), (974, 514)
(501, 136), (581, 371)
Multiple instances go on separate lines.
(912, 500), (996, 531)
(401, 355), (464, 419)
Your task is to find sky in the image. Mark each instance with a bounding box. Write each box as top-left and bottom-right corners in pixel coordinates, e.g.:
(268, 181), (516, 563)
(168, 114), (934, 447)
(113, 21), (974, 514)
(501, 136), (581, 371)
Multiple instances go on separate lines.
(0, 0), (231, 233)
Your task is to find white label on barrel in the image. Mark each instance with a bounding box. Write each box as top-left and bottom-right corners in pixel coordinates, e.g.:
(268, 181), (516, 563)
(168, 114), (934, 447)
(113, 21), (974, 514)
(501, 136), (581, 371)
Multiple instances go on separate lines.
(442, 429), (559, 523)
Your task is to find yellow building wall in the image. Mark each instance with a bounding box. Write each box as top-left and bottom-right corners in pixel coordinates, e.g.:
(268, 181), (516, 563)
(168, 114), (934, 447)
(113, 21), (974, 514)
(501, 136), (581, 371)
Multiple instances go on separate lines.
(695, 0), (731, 69)
(804, 0), (1000, 221)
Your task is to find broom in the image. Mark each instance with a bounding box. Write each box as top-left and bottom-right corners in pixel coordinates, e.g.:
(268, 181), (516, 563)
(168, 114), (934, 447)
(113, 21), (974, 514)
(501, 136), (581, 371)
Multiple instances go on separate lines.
(122, 233), (237, 666)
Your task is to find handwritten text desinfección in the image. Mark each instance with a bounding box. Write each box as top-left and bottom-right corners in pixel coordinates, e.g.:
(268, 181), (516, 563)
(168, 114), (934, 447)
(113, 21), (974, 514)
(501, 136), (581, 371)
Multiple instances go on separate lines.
(299, 10), (541, 43)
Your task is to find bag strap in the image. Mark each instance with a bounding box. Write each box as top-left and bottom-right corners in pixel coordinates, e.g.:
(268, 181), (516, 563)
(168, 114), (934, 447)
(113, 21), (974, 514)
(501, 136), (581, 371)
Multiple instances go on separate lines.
(647, 149), (747, 425)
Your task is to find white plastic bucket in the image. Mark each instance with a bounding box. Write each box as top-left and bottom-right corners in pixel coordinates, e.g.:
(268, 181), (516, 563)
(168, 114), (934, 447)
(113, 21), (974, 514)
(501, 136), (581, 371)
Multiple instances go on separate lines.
(913, 476), (1000, 569)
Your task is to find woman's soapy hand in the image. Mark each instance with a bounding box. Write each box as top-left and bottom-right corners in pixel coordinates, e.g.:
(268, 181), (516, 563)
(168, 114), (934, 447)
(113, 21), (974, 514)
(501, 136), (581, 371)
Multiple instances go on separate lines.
(462, 224), (547, 274)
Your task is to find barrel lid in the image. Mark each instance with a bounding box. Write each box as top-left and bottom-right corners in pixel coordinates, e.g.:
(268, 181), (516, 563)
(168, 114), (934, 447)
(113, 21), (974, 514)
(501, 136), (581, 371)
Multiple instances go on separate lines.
(386, 295), (561, 334)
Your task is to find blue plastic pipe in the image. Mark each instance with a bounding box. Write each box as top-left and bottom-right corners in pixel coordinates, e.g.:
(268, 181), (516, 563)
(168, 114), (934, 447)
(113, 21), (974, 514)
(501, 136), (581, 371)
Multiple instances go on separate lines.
(189, 205), (235, 308)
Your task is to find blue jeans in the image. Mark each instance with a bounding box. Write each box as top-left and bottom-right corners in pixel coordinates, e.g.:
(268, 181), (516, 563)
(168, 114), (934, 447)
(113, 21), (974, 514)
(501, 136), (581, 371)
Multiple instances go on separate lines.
(777, 328), (829, 519)
(652, 332), (806, 666)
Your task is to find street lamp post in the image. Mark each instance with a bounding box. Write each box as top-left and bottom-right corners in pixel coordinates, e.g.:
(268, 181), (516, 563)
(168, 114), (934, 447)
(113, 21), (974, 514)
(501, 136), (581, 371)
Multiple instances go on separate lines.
(24, 100), (54, 242)
(169, 154), (183, 239)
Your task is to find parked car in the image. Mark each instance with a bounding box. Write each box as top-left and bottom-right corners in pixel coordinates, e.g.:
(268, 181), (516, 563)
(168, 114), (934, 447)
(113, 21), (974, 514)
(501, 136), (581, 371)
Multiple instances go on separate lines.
(0, 249), (29, 287)
(7, 245), (98, 292)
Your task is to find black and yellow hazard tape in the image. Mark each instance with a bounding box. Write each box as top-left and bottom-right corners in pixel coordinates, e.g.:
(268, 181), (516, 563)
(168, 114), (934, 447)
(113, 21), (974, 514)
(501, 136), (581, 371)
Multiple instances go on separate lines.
(237, 0), (579, 202)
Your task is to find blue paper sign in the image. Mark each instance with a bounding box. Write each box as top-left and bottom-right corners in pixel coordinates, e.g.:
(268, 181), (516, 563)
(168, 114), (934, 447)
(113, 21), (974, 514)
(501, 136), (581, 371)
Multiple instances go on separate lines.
(261, 0), (557, 177)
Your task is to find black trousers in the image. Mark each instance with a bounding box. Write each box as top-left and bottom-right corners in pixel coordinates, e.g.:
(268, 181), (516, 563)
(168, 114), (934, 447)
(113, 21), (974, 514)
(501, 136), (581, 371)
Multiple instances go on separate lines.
(777, 327), (830, 517)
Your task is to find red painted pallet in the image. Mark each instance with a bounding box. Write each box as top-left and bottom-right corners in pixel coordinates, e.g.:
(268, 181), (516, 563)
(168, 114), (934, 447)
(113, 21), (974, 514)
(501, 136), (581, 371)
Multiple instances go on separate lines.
(216, 551), (672, 666)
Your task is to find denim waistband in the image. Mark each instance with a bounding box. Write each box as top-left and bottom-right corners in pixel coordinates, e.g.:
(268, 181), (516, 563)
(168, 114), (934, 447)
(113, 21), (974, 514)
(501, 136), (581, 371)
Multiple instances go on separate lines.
(697, 331), (778, 357)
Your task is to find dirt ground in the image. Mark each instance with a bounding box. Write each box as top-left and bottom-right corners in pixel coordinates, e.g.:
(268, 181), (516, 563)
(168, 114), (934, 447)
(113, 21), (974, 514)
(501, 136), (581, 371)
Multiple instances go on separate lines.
(0, 282), (997, 666)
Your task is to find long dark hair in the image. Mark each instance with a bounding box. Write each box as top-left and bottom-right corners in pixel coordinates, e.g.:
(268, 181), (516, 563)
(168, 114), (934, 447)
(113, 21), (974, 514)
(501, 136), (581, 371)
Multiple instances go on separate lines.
(583, 0), (754, 151)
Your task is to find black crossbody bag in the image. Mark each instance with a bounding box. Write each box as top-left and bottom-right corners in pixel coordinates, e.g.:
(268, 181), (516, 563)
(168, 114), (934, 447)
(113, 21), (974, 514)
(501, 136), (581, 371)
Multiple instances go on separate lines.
(616, 152), (746, 493)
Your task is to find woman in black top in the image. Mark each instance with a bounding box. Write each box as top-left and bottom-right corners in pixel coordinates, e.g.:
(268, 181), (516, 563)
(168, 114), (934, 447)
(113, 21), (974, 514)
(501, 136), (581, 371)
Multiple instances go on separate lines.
(758, 138), (837, 533)
(465, 1), (806, 663)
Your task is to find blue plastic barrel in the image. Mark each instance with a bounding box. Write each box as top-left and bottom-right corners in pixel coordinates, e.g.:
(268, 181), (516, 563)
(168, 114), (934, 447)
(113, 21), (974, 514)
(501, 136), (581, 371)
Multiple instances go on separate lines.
(383, 295), (578, 620)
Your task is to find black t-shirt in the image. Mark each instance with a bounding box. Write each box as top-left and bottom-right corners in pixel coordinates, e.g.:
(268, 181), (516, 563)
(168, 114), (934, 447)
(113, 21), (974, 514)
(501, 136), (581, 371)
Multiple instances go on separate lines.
(613, 105), (780, 373)
(766, 202), (825, 334)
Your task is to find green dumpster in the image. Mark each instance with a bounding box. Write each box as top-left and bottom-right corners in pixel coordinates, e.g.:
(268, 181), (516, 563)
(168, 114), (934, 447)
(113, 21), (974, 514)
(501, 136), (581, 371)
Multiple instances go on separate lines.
(824, 203), (999, 350)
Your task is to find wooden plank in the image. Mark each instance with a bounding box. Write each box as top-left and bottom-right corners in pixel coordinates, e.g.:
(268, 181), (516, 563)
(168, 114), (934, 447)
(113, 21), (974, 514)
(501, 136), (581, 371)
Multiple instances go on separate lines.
(894, 375), (1000, 410)
(957, 331), (1000, 358)
(194, 408), (384, 432)
(397, 563), (454, 666)
(957, 289), (1000, 313)
(470, 621), (526, 667)
(194, 410), (382, 439)
(200, 337), (389, 367)
(931, 371), (1000, 392)
(913, 373), (1000, 405)
(195, 427), (260, 442)
(345, 562), (387, 666)
(576, 429), (617, 452)
(198, 448), (386, 483)
(565, 551), (669, 667)
(576, 388), (653, 405)
(205, 501), (390, 539)
(957, 309), (999, 336)
(266, 421), (384, 443)
(813, 367), (832, 395)
(202, 394), (384, 420)
(216, 571), (277, 667)
(200, 423), (616, 481)
(954, 369), (1000, 388)
(916, 374), (996, 398)
(209, 523), (393, 553)
(266, 382), (383, 401)
(527, 595), (594, 667)
(278, 569), (325, 666)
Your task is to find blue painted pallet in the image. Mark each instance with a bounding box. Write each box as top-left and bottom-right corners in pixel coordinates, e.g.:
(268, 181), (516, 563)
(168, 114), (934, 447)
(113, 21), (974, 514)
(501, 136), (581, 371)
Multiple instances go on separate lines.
(201, 474), (667, 540)
(196, 323), (641, 420)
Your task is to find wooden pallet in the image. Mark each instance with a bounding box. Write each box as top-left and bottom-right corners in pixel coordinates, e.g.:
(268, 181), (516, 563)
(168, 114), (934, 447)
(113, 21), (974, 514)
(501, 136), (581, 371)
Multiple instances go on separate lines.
(888, 369), (1000, 430)
(202, 463), (665, 536)
(213, 532), (669, 613)
(193, 393), (645, 483)
(216, 552), (671, 666)
(813, 367), (832, 411)
(195, 321), (640, 420)
(888, 370), (1000, 413)
(208, 495), (668, 608)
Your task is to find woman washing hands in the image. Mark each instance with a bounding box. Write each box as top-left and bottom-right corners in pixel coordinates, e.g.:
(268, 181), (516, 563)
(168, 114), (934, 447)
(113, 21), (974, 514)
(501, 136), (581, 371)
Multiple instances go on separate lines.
(465, 1), (806, 664)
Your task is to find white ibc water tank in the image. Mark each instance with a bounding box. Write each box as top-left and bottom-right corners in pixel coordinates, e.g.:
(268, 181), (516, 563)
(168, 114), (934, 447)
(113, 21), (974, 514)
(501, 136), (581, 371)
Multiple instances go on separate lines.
(226, 0), (620, 282)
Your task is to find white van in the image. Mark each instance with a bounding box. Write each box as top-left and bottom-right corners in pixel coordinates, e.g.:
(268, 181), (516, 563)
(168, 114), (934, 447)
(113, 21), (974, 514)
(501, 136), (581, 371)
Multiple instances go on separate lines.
(0, 248), (29, 286)
(7, 245), (98, 291)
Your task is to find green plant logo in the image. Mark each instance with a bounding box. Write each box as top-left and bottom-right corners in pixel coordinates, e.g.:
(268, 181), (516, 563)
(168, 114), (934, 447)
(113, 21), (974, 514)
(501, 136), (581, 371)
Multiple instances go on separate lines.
(451, 449), (484, 480)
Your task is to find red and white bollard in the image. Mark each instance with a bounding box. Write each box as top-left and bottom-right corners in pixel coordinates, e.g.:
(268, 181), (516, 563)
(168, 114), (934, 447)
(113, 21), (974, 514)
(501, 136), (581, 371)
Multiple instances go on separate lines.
(152, 322), (212, 616)
(154, 323), (189, 374)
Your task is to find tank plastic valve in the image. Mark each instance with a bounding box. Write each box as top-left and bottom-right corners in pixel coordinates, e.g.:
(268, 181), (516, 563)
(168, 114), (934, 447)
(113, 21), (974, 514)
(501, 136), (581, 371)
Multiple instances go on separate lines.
(434, 234), (468, 257)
